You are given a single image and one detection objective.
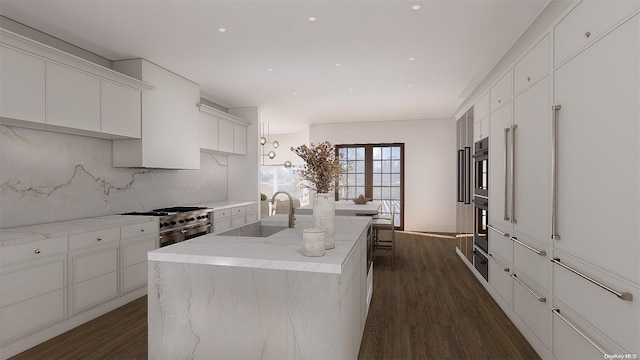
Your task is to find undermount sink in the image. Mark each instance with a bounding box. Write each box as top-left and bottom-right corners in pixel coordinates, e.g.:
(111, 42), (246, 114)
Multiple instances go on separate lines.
(218, 221), (288, 238)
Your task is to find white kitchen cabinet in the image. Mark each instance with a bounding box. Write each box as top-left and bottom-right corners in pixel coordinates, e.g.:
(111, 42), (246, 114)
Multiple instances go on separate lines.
(46, 62), (101, 132)
(100, 80), (141, 138)
(120, 221), (158, 295)
(69, 243), (119, 315)
(218, 118), (235, 153)
(553, 13), (639, 284)
(473, 92), (490, 142)
(112, 59), (200, 169)
(0, 253), (67, 346)
(488, 103), (512, 232)
(513, 34), (550, 95)
(212, 208), (232, 233)
(553, 0), (639, 66)
(0, 45), (46, 123)
(512, 271), (549, 349)
(200, 110), (219, 151)
(488, 253), (512, 306)
(199, 104), (249, 155)
(245, 203), (258, 223)
(490, 70), (512, 113)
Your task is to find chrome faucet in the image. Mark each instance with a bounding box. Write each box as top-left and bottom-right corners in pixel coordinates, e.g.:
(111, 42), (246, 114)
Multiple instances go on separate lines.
(272, 191), (295, 228)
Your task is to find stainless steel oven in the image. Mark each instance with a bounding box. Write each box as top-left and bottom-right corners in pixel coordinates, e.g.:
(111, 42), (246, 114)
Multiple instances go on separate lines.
(473, 137), (488, 197)
(159, 223), (212, 247)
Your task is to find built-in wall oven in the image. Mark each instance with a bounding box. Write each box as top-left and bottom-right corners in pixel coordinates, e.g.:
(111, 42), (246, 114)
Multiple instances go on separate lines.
(472, 137), (489, 281)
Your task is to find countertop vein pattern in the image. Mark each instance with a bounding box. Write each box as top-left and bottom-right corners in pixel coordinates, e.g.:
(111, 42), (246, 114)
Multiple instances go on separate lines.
(149, 215), (371, 274)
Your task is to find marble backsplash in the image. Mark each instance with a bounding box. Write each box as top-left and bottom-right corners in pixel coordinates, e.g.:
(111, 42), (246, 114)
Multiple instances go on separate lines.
(0, 125), (228, 228)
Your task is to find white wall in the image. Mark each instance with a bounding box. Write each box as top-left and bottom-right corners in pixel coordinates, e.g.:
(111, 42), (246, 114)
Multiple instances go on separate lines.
(310, 119), (456, 233)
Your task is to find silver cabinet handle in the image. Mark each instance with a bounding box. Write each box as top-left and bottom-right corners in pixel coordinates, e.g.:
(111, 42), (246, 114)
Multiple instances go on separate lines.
(510, 124), (517, 224)
(140, 228), (145, 232)
(464, 146), (471, 205)
(34, 249), (41, 254)
(97, 237), (102, 242)
(551, 258), (632, 301)
(511, 236), (546, 256)
(488, 253), (510, 272)
(512, 273), (546, 302)
(503, 127), (510, 221)
(487, 225), (510, 238)
(551, 104), (561, 240)
(552, 308), (607, 356)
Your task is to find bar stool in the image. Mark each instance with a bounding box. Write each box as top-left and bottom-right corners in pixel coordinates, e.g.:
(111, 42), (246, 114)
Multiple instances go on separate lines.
(372, 207), (396, 269)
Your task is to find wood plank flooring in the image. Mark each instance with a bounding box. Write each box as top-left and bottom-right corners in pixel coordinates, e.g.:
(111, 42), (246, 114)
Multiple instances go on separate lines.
(12, 232), (539, 360)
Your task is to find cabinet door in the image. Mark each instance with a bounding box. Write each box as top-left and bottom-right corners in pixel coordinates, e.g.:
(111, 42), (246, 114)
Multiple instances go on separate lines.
(200, 111), (219, 151)
(554, 14), (639, 284)
(488, 103), (513, 231)
(512, 76), (550, 243)
(121, 236), (156, 294)
(70, 244), (119, 314)
(233, 124), (247, 155)
(0, 45), (46, 123)
(218, 118), (234, 153)
(101, 81), (141, 138)
(47, 62), (100, 132)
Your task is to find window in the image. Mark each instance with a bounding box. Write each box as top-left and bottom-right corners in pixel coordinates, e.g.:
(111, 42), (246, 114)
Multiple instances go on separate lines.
(337, 144), (404, 229)
(259, 166), (308, 204)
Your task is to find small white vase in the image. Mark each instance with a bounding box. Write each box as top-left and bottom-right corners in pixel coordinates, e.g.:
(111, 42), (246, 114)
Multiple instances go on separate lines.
(302, 228), (325, 257)
(313, 192), (335, 249)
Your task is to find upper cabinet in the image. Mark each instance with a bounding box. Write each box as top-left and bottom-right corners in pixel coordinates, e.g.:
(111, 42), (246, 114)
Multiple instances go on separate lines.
(490, 70), (512, 113)
(112, 59), (201, 169)
(199, 104), (249, 156)
(0, 28), (151, 139)
(513, 34), (550, 95)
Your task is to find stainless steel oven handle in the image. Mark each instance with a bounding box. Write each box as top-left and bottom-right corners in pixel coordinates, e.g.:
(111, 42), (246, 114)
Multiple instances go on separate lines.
(512, 273), (546, 302)
(487, 224), (510, 238)
(551, 105), (561, 240)
(510, 124), (517, 224)
(510, 236), (546, 256)
(503, 127), (510, 221)
(551, 258), (633, 301)
(551, 308), (607, 356)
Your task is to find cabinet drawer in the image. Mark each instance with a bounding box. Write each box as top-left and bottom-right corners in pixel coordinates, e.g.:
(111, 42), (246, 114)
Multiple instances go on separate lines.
(490, 70), (512, 113)
(72, 246), (118, 284)
(232, 206), (246, 216)
(69, 227), (119, 251)
(245, 212), (258, 223)
(245, 203), (258, 213)
(488, 254), (512, 306)
(512, 235), (548, 291)
(474, 92), (490, 122)
(214, 218), (231, 233)
(554, 0), (639, 66)
(513, 272), (549, 349)
(72, 271), (118, 314)
(0, 288), (65, 345)
(123, 261), (147, 294)
(488, 225), (512, 264)
(553, 256), (639, 352)
(122, 237), (156, 267)
(0, 236), (67, 265)
(514, 34), (550, 94)
(552, 303), (626, 359)
(231, 214), (245, 228)
(213, 208), (231, 220)
(0, 257), (65, 308)
(121, 221), (158, 240)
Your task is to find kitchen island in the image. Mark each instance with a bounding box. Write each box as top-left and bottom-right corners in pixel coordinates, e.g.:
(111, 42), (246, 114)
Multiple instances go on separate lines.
(147, 215), (372, 359)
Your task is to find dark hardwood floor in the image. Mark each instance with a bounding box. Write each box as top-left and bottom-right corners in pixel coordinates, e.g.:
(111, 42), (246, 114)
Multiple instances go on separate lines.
(12, 232), (539, 360)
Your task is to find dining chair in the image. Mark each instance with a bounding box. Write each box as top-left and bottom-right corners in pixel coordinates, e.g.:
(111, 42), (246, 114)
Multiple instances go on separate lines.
(372, 207), (396, 270)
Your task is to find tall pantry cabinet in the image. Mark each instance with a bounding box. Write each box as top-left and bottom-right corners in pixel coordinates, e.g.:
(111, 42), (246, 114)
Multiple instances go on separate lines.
(473, 1), (639, 359)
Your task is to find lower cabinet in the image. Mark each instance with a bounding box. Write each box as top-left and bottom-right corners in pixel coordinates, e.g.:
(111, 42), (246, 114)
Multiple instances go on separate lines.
(69, 243), (119, 315)
(121, 236), (156, 295)
(512, 271), (549, 349)
(0, 254), (67, 346)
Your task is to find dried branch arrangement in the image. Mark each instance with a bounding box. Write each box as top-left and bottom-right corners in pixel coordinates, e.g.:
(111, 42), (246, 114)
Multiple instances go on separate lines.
(291, 141), (345, 193)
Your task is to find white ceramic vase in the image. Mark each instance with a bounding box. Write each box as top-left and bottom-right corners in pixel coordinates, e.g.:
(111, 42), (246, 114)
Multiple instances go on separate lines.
(302, 228), (325, 257)
(313, 192), (335, 249)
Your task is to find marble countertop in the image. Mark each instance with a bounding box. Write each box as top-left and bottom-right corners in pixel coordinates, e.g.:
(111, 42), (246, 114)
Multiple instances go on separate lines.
(148, 215), (371, 274)
(191, 200), (257, 210)
(0, 215), (158, 247)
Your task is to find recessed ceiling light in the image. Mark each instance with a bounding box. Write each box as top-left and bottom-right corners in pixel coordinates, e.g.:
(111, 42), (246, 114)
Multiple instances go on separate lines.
(292, 92), (298, 96)
(349, 88), (354, 92)
(335, 63), (341, 67)
(411, 4), (422, 10)
(409, 57), (416, 61)
(308, 16), (317, 22)
(218, 28), (227, 33)
(407, 84), (413, 88)
(267, 68), (274, 72)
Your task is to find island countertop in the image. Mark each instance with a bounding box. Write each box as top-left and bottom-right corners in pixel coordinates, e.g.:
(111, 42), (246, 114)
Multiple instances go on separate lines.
(148, 214), (371, 274)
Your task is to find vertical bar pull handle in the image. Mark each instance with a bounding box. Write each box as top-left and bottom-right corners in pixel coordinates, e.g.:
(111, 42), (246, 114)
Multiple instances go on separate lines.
(464, 147), (471, 205)
(457, 149), (463, 202)
(551, 105), (561, 240)
(510, 124), (517, 224)
(551, 308), (608, 356)
(503, 127), (510, 221)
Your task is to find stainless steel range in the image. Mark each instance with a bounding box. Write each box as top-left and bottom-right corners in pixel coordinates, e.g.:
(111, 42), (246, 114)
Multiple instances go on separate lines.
(123, 206), (212, 247)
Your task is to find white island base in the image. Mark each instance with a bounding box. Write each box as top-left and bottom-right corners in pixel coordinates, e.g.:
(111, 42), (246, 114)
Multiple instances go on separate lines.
(148, 215), (371, 359)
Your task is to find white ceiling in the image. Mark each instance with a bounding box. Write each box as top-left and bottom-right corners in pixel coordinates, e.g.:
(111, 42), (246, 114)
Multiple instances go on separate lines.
(0, 0), (548, 133)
